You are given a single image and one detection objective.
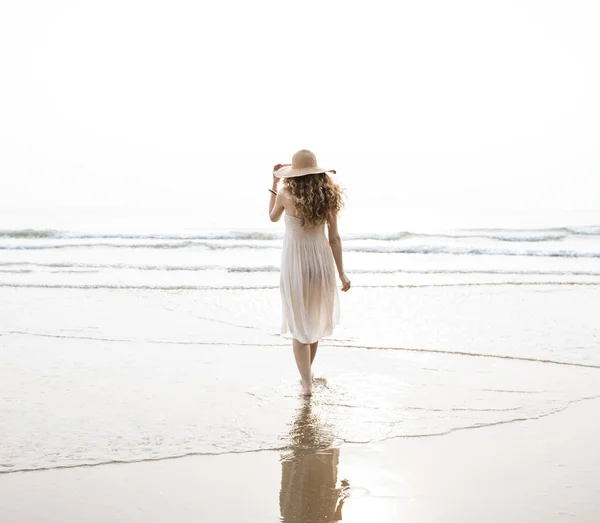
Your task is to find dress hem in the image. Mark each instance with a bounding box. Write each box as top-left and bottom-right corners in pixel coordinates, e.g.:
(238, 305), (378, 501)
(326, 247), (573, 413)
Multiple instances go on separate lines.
(280, 323), (338, 345)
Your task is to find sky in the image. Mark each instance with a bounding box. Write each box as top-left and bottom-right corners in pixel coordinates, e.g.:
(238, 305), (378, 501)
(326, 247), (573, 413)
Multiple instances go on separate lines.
(1, 0), (599, 231)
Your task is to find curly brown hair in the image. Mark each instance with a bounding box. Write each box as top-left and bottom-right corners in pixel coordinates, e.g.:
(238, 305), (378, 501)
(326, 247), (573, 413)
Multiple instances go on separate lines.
(282, 173), (345, 228)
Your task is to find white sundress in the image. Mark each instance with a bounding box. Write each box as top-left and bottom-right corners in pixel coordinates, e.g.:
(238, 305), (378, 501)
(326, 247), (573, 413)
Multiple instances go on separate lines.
(280, 213), (340, 344)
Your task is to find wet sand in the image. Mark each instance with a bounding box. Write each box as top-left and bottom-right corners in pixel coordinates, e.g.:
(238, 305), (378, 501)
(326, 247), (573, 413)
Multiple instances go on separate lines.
(1, 397), (599, 523)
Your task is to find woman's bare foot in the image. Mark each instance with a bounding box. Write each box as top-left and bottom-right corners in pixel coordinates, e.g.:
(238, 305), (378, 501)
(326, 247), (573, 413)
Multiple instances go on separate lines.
(302, 378), (313, 396)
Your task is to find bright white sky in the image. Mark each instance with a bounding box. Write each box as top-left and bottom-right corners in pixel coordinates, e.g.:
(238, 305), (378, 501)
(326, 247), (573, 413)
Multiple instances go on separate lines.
(1, 1), (599, 231)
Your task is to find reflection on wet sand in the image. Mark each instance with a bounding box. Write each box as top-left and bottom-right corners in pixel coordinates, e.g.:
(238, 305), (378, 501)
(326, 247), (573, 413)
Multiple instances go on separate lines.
(279, 397), (350, 522)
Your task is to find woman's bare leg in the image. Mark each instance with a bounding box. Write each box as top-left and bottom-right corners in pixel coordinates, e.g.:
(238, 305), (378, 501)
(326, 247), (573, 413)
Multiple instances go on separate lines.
(293, 339), (312, 396)
(310, 341), (319, 365)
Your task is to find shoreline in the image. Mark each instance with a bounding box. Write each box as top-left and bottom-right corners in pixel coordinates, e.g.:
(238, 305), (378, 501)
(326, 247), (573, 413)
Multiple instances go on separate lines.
(1, 395), (596, 478)
(1, 396), (599, 522)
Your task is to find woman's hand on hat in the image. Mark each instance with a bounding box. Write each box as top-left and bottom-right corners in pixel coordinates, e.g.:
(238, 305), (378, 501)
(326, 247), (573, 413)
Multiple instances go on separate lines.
(272, 164), (284, 184)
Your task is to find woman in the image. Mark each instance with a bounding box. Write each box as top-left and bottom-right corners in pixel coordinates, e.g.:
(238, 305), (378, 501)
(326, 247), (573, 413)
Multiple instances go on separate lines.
(268, 149), (351, 396)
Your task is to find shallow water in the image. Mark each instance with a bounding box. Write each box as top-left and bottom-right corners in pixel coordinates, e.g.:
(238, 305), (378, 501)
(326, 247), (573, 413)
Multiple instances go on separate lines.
(1, 281), (599, 474)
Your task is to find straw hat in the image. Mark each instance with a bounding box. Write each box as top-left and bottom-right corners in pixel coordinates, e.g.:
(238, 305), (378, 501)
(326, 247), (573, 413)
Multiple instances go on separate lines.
(274, 149), (336, 179)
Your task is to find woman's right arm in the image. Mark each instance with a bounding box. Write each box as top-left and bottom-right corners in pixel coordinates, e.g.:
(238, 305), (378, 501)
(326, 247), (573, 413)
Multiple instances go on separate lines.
(327, 213), (351, 292)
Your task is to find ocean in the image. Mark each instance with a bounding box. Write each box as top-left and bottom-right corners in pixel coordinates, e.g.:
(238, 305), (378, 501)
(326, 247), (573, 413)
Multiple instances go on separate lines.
(1, 212), (600, 474)
(2, 220), (600, 290)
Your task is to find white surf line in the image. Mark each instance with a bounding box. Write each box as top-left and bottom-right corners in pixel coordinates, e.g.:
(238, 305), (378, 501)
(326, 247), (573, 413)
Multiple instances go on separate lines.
(330, 343), (600, 369)
(3, 330), (288, 347)
(1, 281), (600, 290)
(4, 262), (600, 277)
(2, 395), (600, 477)
(340, 395), (600, 446)
(4, 331), (600, 370)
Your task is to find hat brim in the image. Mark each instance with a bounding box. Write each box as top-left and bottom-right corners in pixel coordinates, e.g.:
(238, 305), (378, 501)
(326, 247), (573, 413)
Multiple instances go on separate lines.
(274, 165), (336, 178)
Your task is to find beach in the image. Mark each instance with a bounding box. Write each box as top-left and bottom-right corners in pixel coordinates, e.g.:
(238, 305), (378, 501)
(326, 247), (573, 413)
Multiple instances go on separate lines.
(1, 222), (600, 521)
(3, 0), (600, 517)
(3, 0), (600, 518)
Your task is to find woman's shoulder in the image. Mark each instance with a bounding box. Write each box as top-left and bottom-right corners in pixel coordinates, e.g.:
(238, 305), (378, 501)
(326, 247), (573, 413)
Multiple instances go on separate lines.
(278, 186), (300, 216)
(278, 185), (294, 202)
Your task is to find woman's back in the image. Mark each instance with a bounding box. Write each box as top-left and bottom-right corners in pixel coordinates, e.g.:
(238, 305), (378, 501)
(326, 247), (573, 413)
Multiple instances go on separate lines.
(284, 212), (327, 243)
